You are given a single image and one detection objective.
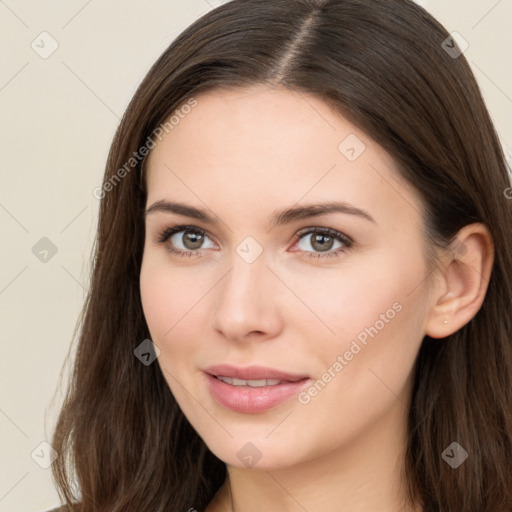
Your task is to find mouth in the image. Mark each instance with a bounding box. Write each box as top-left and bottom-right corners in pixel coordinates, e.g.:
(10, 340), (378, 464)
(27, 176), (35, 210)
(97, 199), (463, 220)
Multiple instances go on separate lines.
(204, 364), (311, 413)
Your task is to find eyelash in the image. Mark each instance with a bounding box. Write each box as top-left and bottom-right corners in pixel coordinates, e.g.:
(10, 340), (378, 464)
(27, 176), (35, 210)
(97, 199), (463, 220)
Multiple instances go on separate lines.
(156, 224), (354, 260)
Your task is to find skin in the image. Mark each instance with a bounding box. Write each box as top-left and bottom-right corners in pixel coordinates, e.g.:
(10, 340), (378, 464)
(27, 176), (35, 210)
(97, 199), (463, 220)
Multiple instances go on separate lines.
(139, 84), (494, 512)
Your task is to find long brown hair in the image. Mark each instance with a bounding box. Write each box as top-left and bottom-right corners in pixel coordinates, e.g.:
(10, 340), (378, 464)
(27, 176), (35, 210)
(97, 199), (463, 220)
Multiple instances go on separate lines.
(50, 1), (512, 510)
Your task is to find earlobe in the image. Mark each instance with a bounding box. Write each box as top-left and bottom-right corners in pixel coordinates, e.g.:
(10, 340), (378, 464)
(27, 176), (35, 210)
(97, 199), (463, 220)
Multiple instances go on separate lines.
(424, 223), (495, 339)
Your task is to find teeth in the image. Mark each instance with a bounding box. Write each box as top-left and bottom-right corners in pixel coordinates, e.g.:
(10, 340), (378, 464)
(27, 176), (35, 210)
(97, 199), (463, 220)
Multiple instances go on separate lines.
(216, 376), (282, 387)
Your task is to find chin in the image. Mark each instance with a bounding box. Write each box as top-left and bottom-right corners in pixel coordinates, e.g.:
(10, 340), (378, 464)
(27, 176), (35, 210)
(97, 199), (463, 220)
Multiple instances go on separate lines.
(200, 432), (309, 471)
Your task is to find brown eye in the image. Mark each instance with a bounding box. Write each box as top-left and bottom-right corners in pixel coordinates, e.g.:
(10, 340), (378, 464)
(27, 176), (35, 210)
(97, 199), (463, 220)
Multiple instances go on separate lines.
(157, 225), (215, 257)
(179, 230), (204, 250)
(310, 232), (336, 252)
(293, 227), (353, 260)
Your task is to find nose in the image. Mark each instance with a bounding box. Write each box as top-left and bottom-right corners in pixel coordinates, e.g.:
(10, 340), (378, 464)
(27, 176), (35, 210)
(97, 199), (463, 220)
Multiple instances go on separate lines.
(210, 248), (283, 342)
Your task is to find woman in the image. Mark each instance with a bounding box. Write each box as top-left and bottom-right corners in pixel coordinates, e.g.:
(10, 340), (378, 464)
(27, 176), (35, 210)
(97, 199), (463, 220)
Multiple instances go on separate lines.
(48, 0), (512, 511)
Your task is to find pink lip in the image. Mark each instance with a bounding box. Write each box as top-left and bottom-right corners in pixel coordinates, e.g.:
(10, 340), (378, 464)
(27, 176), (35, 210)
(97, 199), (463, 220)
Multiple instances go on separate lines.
(204, 364), (311, 414)
(204, 364), (309, 382)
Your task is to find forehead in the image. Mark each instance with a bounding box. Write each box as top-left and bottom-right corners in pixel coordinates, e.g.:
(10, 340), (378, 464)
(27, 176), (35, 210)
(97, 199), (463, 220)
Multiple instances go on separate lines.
(144, 84), (424, 233)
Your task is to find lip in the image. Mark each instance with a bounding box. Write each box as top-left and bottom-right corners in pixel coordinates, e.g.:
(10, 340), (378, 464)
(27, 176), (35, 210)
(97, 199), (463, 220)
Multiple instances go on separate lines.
(204, 364), (311, 414)
(204, 364), (309, 382)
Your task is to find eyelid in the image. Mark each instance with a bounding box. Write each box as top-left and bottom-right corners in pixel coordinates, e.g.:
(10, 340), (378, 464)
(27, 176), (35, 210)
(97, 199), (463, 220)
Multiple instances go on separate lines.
(156, 224), (217, 245)
(294, 226), (353, 245)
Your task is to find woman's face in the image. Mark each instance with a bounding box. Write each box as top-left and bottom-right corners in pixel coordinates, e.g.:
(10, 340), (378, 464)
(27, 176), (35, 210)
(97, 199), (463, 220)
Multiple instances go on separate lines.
(140, 84), (437, 470)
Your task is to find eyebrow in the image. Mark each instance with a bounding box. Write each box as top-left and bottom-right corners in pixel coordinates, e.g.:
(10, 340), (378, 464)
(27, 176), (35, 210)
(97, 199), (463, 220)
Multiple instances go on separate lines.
(145, 199), (376, 228)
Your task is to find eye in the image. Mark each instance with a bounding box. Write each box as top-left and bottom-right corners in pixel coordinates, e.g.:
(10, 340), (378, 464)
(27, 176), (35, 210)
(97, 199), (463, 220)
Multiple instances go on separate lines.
(156, 224), (353, 260)
(292, 227), (353, 260)
(156, 225), (216, 258)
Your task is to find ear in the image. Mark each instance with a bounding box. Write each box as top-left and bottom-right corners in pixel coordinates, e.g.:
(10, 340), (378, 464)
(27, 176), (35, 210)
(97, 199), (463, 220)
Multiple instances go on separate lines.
(425, 223), (495, 339)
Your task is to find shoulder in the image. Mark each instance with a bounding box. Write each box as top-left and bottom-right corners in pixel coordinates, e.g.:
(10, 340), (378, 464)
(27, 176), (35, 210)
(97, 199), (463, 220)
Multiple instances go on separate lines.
(44, 507), (67, 512)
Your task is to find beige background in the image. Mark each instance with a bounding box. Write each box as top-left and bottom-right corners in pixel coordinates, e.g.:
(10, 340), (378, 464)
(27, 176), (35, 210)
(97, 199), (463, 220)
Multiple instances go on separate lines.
(0, 1), (510, 510)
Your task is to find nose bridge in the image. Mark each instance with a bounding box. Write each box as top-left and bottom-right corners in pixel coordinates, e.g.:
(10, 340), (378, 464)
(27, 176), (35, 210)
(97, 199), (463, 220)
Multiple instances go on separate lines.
(212, 242), (277, 338)
(221, 246), (267, 311)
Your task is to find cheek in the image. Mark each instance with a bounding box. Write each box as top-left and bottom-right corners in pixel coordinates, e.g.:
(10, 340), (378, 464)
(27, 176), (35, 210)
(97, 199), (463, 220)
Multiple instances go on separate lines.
(303, 249), (427, 376)
(139, 261), (197, 399)
(140, 255), (186, 343)
(284, 264), (397, 345)
(290, 287), (425, 456)
(140, 266), (169, 339)
(139, 254), (212, 355)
